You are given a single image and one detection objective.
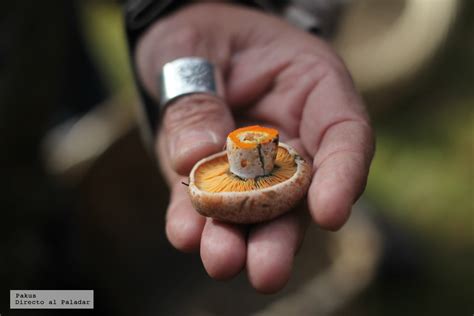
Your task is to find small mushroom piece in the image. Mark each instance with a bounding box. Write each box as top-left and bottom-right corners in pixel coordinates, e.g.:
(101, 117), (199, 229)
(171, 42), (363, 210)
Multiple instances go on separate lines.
(188, 126), (312, 224)
(226, 125), (279, 179)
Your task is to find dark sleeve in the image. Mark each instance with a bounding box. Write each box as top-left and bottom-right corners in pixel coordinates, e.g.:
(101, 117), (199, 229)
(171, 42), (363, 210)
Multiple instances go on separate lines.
(123, 0), (287, 51)
(124, 0), (181, 50)
(122, 0), (182, 135)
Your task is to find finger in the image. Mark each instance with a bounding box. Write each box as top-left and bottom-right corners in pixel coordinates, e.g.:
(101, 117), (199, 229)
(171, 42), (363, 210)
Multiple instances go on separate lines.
(230, 33), (374, 230)
(135, 17), (235, 176)
(227, 36), (345, 139)
(165, 179), (206, 252)
(247, 209), (308, 294)
(299, 59), (374, 230)
(227, 46), (292, 109)
(229, 52), (326, 138)
(200, 219), (247, 280)
(136, 20), (230, 101)
(308, 145), (371, 231)
(161, 94), (235, 175)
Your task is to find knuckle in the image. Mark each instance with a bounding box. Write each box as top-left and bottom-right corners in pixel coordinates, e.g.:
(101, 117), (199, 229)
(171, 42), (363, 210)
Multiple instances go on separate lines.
(163, 94), (226, 133)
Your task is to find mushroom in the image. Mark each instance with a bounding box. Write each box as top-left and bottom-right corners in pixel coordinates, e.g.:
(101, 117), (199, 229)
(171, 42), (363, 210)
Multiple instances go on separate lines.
(188, 125), (312, 224)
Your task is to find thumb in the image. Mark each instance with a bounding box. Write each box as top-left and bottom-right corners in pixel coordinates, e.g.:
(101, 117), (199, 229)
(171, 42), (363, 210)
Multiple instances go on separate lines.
(161, 93), (235, 175)
(133, 5), (238, 175)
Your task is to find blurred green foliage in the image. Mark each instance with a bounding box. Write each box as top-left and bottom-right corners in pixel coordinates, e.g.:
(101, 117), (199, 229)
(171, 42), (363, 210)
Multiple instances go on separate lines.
(356, 2), (474, 314)
(366, 4), (473, 245)
(78, 0), (137, 100)
(369, 98), (472, 242)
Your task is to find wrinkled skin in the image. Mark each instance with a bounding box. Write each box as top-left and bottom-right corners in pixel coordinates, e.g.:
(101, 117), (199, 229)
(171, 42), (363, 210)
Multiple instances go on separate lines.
(136, 3), (375, 293)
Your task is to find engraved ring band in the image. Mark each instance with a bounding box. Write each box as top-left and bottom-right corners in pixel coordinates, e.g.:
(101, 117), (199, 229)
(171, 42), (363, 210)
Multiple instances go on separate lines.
(158, 57), (224, 111)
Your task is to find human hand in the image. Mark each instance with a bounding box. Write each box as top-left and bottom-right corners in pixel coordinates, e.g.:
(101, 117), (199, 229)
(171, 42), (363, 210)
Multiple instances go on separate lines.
(135, 3), (374, 293)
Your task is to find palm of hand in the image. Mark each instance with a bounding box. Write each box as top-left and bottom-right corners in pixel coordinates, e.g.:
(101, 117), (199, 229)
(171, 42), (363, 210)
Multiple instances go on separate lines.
(136, 3), (374, 293)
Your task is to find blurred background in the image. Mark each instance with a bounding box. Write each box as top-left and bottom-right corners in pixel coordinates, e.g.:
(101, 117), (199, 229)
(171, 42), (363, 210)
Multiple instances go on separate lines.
(0, 0), (472, 315)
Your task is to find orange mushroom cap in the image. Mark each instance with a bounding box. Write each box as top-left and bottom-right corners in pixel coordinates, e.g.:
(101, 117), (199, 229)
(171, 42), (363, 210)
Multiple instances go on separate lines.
(228, 125), (279, 149)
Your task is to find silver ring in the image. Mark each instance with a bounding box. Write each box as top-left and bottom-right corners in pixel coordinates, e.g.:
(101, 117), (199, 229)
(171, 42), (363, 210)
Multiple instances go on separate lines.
(159, 57), (223, 110)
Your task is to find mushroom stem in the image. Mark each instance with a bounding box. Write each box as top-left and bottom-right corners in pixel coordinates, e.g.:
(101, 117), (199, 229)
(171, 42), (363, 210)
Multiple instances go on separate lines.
(226, 126), (279, 179)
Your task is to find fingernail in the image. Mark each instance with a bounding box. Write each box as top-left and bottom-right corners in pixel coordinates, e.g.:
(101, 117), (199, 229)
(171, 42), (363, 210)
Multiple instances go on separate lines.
(169, 130), (220, 159)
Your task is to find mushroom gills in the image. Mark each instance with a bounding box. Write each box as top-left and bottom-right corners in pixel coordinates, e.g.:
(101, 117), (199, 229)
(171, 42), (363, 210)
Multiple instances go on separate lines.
(194, 146), (297, 193)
